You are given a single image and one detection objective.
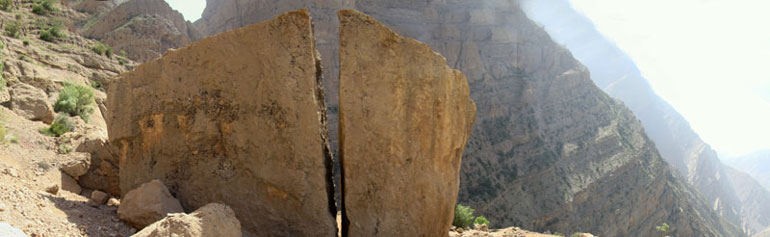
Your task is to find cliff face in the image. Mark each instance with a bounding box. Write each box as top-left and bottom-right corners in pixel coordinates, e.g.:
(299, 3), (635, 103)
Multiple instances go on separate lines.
(67, 0), (201, 62)
(522, 0), (770, 234)
(194, 0), (742, 236)
(728, 150), (770, 190)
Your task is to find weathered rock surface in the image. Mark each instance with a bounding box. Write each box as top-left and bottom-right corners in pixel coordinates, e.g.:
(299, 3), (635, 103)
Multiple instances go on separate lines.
(117, 180), (184, 229)
(75, 135), (121, 195)
(132, 203), (242, 237)
(9, 83), (54, 124)
(107, 10), (336, 235)
(338, 10), (476, 236)
(195, 0), (356, 159)
(76, 0), (201, 62)
(59, 152), (91, 179)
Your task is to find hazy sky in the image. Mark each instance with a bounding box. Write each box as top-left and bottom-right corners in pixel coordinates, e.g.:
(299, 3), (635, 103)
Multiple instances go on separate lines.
(569, 0), (770, 156)
(165, 0), (205, 21)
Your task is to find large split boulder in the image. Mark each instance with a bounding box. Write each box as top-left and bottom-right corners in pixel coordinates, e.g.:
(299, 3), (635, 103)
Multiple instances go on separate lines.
(338, 10), (476, 237)
(132, 203), (241, 237)
(9, 83), (54, 124)
(107, 9), (336, 236)
(118, 180), (185, 229)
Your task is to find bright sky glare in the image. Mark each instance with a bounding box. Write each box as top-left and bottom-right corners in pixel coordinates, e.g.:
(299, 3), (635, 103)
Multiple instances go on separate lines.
(164, 0), (206, 22)
(569, 0), (770, 157)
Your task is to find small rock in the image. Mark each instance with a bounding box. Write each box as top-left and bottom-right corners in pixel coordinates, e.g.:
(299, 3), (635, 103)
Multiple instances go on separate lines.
(132, 203), (241, 237)
(45, 184), (60, 195)
(0, 203), (6, 212)
(91, 190), (109, 205)
(118, 180), (184, 229)
(107, 198), (120, 207)
(457, 228), (464, 233)
(3, 168), (18, 178)
(475, 224), (488, 232)
(60, 153), (92, 179)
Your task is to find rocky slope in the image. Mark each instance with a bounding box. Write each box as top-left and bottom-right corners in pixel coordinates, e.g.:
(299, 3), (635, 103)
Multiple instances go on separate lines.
(65, 0), (201, 62)
(727, 150), (770, 190)
(522, 0), (770, 234)
(0, 0), (138, 236)
(194, 0), (743, 236)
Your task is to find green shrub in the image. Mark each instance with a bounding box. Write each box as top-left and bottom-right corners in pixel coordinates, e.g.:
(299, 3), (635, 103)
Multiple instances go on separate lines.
(31, 4), (43, 15)
(39, 26), (62, 42)
(0, 0), (12, 11)
(473, 216), (489, 227)
(120, 50), (126, 57)
(40, 113), (73, 137)
(54, 83), (94, 121)
(452, 204), (475, 229)
(91, 43), (112, 57)
(22, 39), (29, 46)
(4, 22), (19, 38)
(656, 223), (670, 233)
(31, 0), (56, 15)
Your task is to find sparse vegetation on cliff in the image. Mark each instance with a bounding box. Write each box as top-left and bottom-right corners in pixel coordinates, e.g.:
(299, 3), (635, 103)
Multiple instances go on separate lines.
(39, 26), (62, 42)
(4, 22), (19, 38)
(91, 42), (112, 58)
(0, 0), (12, 11)
(40, 113), (73, 137)
(54, 83), (95, 121)
(31, 0), (57, 15)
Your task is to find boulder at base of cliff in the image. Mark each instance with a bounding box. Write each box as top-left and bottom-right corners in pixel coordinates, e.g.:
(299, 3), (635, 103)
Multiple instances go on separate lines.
(338, 9), (476, 237)
(9, 83), (54, 124)
(117, 180), (184, 229)
(106, 9), (336, 236)
(132, 203), (241, 237)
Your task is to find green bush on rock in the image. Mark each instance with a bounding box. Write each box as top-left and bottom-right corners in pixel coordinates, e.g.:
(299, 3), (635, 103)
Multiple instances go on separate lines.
(54, 83), (94, 121)
(452, 204), (475, 229)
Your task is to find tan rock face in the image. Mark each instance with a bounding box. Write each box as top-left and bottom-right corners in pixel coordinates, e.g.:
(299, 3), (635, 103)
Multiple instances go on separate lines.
(117, 180), (185, 229)
(132, 203), (242, 237)
(338, 10), (476, 237)
(9, 83), (54, 124)
(107, 9), (336, 235)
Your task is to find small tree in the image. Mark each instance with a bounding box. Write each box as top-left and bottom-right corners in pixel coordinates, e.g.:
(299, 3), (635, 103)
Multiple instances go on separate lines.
(452, 204), (475, 229)
(54, 83), (94, 121)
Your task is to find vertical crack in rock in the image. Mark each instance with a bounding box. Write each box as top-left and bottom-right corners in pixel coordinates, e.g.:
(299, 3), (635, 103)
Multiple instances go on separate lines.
(107, 9), (336, 236)
(311, 16), (340, 235)
(338, 9), (476, 237)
